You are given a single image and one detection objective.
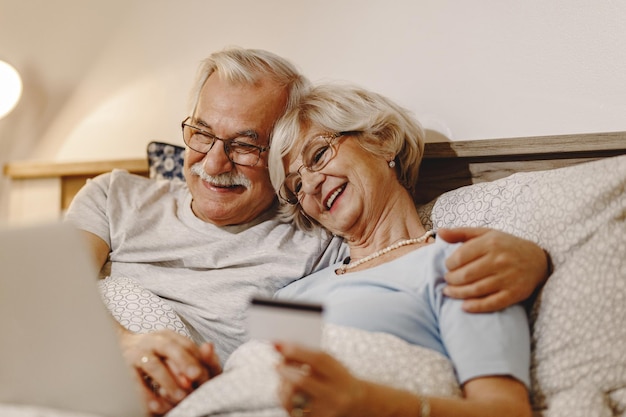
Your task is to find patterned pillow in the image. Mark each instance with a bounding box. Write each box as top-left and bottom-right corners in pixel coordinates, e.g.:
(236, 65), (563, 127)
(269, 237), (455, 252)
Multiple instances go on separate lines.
(531, 219), (626, 417)
(147, 141), (185, 181)
(418, 155), (625, 266)
(98, 276), (191, 338)
(417, 154), (626, 416)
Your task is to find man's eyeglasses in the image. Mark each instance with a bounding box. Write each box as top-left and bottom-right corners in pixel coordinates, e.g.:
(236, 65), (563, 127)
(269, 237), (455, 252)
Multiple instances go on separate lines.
(279, 131), (358, 205)
(181, 117), (269, 167)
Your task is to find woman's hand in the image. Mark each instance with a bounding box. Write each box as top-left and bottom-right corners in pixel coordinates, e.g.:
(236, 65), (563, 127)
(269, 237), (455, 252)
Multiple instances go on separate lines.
(119, 328), (222, 415)
(274, 340), (532, 417)
(438, 227), (550, 313)
(274, 342), (366, 417)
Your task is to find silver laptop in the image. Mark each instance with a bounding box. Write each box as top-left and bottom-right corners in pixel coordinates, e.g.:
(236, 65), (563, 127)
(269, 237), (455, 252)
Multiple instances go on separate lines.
(0, 221), (146, 417)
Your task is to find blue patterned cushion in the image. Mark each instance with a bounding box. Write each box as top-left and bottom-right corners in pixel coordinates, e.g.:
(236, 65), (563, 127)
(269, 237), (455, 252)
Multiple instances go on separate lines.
(147, 141), (185, 181)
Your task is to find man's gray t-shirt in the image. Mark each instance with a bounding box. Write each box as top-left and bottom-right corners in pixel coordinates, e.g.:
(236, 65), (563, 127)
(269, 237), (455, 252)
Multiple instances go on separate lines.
(65, 170), (345, 361)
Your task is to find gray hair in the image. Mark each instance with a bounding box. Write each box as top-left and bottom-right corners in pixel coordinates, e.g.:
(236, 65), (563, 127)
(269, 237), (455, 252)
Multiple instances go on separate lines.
(269, 83), (425, 232)
(188, 47), (311, 122)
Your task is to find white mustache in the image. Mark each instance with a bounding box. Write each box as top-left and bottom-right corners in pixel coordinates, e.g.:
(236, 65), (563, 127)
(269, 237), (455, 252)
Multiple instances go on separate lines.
(190, 162), (252, 188)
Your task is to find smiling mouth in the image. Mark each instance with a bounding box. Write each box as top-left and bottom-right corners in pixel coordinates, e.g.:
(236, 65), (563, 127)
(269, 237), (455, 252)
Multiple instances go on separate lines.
(202, 180), (245, 192)
(190, 162), (251, 190)
(325, 184), (347, 209)
(208, 182), (242, 189)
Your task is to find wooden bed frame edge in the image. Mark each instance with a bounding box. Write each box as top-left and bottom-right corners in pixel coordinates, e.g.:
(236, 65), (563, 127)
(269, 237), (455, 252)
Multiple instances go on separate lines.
(4, 131), (626, 208)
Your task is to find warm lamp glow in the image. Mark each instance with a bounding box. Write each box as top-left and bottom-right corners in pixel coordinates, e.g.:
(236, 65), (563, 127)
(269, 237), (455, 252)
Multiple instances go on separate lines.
(0, 60), (23, 119)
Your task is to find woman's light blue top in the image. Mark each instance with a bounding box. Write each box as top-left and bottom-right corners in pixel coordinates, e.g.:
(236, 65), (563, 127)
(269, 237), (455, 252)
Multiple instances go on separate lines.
(276, 238), (531, 387)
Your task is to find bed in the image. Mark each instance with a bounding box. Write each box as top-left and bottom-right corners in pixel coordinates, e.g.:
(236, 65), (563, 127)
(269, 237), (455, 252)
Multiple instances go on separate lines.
(2, 132), (626, 417)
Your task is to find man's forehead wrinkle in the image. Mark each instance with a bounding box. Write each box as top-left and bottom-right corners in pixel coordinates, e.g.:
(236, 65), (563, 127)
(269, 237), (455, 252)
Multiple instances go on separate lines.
(216, 72), (284, 96)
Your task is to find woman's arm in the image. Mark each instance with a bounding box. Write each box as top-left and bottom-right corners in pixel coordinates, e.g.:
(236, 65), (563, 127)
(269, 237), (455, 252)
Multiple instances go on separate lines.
(275, 342), (531, 417)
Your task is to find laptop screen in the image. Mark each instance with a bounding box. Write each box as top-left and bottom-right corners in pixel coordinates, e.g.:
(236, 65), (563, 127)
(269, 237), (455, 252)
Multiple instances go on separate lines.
(0, 221), (146, 417)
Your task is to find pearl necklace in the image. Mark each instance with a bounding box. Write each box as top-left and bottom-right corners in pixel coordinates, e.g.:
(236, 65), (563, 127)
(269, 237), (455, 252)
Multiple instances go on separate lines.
(335, 230), (435, 275)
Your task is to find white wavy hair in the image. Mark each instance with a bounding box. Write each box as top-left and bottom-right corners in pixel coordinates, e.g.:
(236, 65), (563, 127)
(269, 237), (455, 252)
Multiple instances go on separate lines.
(268, 83), (426, 232)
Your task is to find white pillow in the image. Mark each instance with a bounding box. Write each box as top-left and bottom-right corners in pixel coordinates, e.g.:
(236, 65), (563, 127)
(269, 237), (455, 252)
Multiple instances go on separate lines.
(98, 276), (191, 337)
(418, 154), (626, 416)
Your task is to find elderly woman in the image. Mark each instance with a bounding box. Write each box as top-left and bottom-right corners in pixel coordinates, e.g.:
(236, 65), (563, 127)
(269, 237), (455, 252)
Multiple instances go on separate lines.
(268, 84), (532, 417)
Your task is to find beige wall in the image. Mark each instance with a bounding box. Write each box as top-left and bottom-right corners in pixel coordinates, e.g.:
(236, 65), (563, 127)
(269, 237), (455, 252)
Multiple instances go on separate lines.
(1, 0), (626, 223)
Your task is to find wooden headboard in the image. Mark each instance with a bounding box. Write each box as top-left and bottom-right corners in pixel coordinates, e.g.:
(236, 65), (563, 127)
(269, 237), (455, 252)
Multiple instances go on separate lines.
(415, 131), (626, 203)
(4, 131), (626, 211)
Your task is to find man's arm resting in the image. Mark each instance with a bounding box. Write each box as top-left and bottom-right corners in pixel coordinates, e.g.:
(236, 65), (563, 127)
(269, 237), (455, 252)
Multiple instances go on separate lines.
(79, 231), (222, 413)
(438, 227), (550, 313)
(80, 230), (110, 272)
(116, 325), (221, 415)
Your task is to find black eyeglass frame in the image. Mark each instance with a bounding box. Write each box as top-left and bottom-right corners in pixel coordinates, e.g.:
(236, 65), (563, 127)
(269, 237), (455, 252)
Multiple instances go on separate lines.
(181, 117), (270, 167)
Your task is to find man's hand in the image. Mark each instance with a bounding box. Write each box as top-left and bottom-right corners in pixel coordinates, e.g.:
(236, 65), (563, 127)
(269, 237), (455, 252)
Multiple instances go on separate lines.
(118, 329), (222, 415)
(438, 227), (550, 313)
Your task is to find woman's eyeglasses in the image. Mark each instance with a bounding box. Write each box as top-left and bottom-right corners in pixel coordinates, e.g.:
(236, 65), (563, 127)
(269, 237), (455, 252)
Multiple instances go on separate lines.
(279, 131), (359, 205)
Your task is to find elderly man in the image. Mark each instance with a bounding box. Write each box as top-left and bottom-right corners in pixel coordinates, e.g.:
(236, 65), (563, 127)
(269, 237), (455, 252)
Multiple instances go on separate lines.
(65, 48), (549, 415)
